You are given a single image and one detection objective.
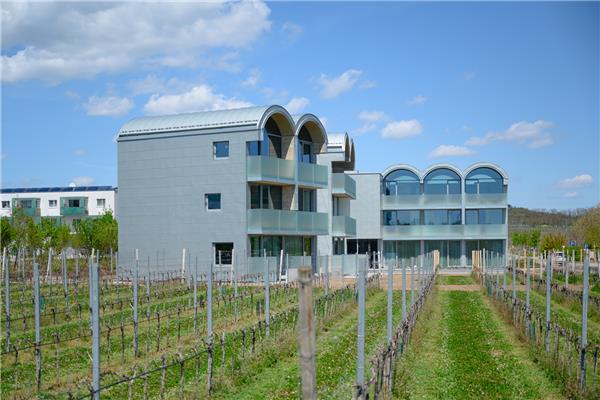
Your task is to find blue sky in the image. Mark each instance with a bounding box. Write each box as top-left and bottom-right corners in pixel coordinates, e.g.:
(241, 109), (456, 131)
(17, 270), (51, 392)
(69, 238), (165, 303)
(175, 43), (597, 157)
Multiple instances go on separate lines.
(1, 1), (598, 210)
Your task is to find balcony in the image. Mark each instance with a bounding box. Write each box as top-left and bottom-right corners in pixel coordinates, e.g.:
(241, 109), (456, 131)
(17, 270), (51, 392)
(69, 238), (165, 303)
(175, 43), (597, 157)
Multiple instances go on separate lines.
(331, 173), (356, 199)
(382, 194), (462, 209)
(247, 156), (295, 184)
(247, 209), (328, 235)
(60, 197), (88, 216)
(464, 193), (507, 208)
(297, 162), (328, 188)
(12, 206), (40, 217)
(332, 215), (357, 237)
(464, 224), (507, 238)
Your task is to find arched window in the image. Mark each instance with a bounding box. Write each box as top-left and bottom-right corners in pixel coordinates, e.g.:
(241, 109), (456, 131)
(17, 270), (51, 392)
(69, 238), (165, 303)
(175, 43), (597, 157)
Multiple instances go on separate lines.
(465, 167), (503, 194)
(382, 169), (420, 195)
(298, 126), (315, 163)
(423, 168), (461, 195)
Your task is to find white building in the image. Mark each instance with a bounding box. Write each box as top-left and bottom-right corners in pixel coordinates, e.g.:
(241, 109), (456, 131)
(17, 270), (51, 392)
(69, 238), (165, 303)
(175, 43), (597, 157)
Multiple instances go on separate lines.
(0, 186), (117, 226)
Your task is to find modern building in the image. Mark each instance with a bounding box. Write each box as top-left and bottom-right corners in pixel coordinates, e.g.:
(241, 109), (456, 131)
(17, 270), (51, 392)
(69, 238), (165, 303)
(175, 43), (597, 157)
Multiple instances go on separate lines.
(116, 105), (507, 274)
(346, 163), (508, 268)
(0, 186), (117, 226)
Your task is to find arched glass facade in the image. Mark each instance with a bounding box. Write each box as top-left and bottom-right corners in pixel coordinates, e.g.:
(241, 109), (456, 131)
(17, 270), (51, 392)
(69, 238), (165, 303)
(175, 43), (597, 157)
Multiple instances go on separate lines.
(465, 167), (503, 194)
(423, 168), (461, 195)
(382, 169), (420, 195)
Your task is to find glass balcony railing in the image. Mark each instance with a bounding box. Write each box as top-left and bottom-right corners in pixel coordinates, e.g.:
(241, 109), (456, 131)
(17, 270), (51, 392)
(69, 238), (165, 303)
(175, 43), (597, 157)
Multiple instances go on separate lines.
(382, 194), (462, 209)
(464, 193), (507, 207)
(332, 215), (357, 237)
(382, 224), (506, 239)
(12, 206), (40, 217)
(297, 162), (328, 187)
(247, 209), (328, 235)
(331, 173), (356, 199)
(61, 206), (88, 216)
(247, 156), (295, 183)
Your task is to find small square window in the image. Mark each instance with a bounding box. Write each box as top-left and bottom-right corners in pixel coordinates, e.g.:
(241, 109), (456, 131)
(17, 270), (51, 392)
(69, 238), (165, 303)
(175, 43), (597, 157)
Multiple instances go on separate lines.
(213, 141), (229, 159)
(1, 201), (9, 209)
(97, 198), (106, 208)
(49, 199), (57, 208)
(205, 193), (221, 210)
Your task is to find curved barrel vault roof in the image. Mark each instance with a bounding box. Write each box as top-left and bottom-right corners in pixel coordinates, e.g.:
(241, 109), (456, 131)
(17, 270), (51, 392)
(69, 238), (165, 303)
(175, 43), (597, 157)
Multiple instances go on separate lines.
(381, 162), (508, 182)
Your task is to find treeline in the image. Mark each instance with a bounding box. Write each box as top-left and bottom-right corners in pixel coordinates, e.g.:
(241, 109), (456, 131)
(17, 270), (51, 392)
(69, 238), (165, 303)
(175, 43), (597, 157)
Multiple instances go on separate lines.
(0, 208), (117, 254)
(510, 205), (600, 251)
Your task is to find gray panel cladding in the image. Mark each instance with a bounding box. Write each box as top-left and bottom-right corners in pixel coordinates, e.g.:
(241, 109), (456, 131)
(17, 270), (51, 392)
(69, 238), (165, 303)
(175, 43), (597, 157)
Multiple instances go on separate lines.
(118, 128), (259, 273)
(348, 173), (382, 239)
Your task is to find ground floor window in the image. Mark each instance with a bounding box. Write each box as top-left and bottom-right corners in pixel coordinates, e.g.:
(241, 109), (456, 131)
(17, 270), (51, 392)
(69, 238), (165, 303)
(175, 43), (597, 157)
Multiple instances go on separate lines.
(424, 240), (461, 268)
(248, 235), (313, 257)
(465, 239), (505, 266)
(213, 243), (233, 264)
(346, 239), (378, 255)
(333, 237), (345, 255)
(383, 240), (420, 264)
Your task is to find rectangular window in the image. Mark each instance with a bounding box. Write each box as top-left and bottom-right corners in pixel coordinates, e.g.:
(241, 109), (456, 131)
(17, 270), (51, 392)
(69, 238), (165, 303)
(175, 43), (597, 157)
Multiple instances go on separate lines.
(213, 141), (229, 159)
(49, 199), (57, 208)
(448, 209), (462, 225)
(465, 209), (478, 224)
(213, 242), (234, 264)
(465, 209), (504, 224)
(205, 193), (221, 210)
(68, 199), (80, 208)
(298, 189), (315, 212)
(249, 184), (282, 210)
(246, 140), (262, 156)
(96, 198), (106, 208)
(267, 134), (282, 158)
(424, 209), (461, 225)
(1, 201), (9, 209)
(383, 210), (420, 225)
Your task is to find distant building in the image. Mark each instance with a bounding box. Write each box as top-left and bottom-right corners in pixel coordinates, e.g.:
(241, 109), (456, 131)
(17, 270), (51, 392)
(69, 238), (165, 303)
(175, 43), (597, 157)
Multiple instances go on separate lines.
(116, 105), (507, 275)
(0, 186), (117, 226)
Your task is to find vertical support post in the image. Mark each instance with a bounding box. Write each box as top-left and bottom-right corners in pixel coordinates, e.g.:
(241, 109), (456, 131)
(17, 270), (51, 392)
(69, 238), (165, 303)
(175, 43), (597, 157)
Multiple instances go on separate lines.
(264, 250), (270, 338)
(4, 247), (10, 352)
(91, 260), (100, 400)
(62, 252), (68, 313)
(194, 257), (198, 337)
(298, 267), (316, 399)
(565, 251), (569, 289)
(401, 257), (406, 322)
(356, 259), (366, 399)
(133, 249), (139, 357)
(146, 256), (151, 320)
(512, 255), (517, 302)
(387, 253), (393, 343)
(410, 257), (415, 305)
(545, 255), (552, 352)
(34, 262), (41, 391)
(207, 257), (213, 342)
(110, 247), (113, 276)
(503, 253), (507, 291)
(581, 251), (590, 390)
(233, 249), (238, 322)
(325, 252), (330, 297)
(181, 248), (186, 283)
(526, 253), (531, 311)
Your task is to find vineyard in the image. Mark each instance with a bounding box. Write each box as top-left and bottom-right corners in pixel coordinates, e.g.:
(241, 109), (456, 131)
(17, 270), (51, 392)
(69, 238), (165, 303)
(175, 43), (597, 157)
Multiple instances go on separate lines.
(1, 248), (598, 399)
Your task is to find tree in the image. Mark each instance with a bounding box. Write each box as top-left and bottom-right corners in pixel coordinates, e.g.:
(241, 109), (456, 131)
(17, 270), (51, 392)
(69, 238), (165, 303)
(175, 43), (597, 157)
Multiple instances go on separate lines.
(572, 206), (600, 248)
(528, 229), (541, 249)
(540, 232), (566, 252)
(0, 218), (14, 249)
(73, 218), (95, 254)
(92, 211), (118, 253)
(511, 232), (529, 247)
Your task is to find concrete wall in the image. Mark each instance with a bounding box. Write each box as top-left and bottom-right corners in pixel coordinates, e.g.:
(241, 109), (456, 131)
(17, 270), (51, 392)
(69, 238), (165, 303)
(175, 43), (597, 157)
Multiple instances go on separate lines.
(118, 127), (259, 274)
(348, 173), (382, 239)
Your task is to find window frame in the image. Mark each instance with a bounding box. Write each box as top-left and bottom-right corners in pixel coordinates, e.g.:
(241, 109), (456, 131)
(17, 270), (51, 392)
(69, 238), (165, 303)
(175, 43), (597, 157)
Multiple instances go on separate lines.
(213, 141), (230, 159)
(1, 201), (9, 209)
(205, 193), (222, 211)
(48, 199), (58, 208)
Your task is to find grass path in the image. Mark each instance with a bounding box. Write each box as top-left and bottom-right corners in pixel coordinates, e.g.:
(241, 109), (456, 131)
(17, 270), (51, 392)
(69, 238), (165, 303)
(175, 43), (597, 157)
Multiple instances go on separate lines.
(394, 278), (565, 400)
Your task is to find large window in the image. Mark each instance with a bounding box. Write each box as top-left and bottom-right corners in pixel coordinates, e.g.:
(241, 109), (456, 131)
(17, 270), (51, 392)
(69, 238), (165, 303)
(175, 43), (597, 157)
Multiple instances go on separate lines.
(465, 208), (504, 224)
(298, 126), (316, 163)
(67, 199), (81, 208)
(382, 169), (420, 195)
(249, 184), (282, 210)
(424, 209), (461, 225)
(424, 168), (461, 195)
(383, 210), (421, 225)
(298, 189), (316, 212)
(205, 193), (221, 210)
(213, 243), (233, 264)
(465, 167), (503, 194)
(213, 141), (229, 159)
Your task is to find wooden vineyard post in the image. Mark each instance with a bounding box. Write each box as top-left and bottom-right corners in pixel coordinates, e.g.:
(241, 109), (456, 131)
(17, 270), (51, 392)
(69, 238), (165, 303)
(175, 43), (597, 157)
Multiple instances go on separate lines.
(298, 267), (316, 399)
(581, 251), (590, 391)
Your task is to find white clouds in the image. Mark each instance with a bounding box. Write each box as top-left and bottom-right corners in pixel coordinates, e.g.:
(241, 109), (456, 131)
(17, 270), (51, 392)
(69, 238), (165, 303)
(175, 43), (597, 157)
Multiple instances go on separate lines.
(408, 95), (427, 105)
(317, 69), (362, 99)
(285, 97), (310, 114)
(558, 174), (593, 189)
(358, 80), (376, 90)
(381, 120), (422, 139)
(352, 111), (386, 135)
(129, 75), (191, 96)
(70, 176), (94, 187)
(428, 145), (475, 159)
(74, 149), (87, 157)
(242, 68), (261, 88)
(84, 96), (133, 117)
(466, 120), (554, 149)
(564, 192), (579, 198)
(1, 1), (271, 83)
(143, 84), (252, 115)
(281, 21), (302, 40)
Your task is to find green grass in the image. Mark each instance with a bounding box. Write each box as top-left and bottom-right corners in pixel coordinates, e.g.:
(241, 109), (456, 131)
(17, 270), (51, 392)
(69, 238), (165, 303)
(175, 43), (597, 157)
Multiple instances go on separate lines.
(394, 289), (565, 400)
(436, 275), (475, 285)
